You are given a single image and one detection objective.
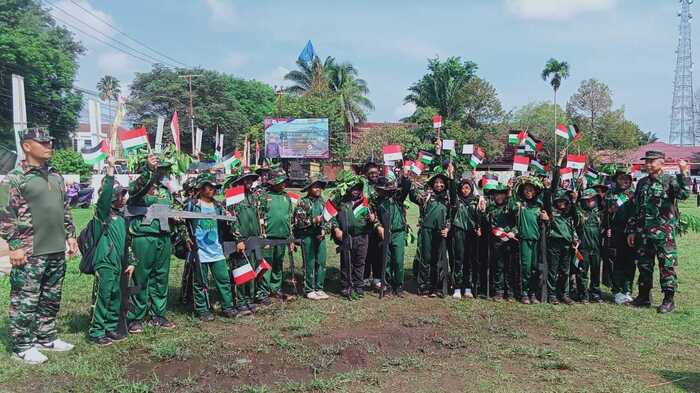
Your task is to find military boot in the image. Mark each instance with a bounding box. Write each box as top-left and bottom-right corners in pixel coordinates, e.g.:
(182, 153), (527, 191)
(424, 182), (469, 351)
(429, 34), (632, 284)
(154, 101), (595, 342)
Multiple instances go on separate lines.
(657, 291), (675, 314)
(631, 287), (651, 308)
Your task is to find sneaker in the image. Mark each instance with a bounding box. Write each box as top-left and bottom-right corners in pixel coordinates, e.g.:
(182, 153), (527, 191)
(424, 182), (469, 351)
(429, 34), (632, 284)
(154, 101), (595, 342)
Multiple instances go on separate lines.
(452, 289), (462, 299)
(548, 296), (559, 305)
(624, 292), (634, 303)
(315, 291), (330, 300)
(150, 316), (176, 330)
(355, 288), (365, 298)
(12, 347), (48, 365)
(463, 289), (474, 299)
(306, 291), (320, 300)
(89, 336), (113, 346)
(372, 279), (382, 290)
(493, 295), (503, 302)
(198, 312), (215, 322)
(128, 321), (144, 334)
(236, 305), (252, 316)
(106, 331), (127, 342)
(35, 339), (74, 352)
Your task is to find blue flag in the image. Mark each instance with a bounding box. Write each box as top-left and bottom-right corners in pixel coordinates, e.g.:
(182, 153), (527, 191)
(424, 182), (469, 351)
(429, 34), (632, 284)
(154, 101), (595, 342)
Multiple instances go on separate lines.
(298, 40), (315, 63)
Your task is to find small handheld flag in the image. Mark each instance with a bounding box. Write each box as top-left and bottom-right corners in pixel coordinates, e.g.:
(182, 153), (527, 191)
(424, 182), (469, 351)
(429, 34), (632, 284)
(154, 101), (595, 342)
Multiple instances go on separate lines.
(470, 146), (485, 168)
(119, 127), (149, 153)
(462, 144), (474, 155)
(81, 140), (109, 165)
(556, 124), (580, 141)
(382, 144), (403, 162)
(410, 160), (425, 175)
(417, 151), (435, 165)
(353, 197), (369, 218)
(322, 200), (338, 221)
(530, 159), (545, 174)
(233, 263), (256, 285)
(513, 155), (529, 172)
(616, 193), (629, 207)
(255, 259), (272, 277)
(222, 151), (242, 169)
(442, 139), (455, 151)
(432, 115), (442, 129)
(287, 192), (300, 205)
(560, 167), (574, 181)
(170, 111), (181, 151)
(566, 154), (587, 170)
(225, 185), (245, 206)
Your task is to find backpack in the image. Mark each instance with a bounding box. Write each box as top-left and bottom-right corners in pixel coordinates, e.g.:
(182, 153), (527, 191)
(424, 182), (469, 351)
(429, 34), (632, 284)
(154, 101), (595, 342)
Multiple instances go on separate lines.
(78, 218), (109, 275)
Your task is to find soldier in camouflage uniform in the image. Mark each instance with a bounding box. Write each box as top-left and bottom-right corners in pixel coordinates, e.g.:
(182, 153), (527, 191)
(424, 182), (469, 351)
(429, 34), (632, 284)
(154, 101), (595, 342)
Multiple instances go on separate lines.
(626, 151), (690, 313)
(0, 128), (78, 364)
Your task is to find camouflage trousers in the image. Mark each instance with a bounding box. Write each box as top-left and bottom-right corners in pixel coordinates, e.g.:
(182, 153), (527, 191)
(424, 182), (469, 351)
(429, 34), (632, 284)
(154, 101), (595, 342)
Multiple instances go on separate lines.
(9, 253), (66, 352)
(637, 228), (678, 293)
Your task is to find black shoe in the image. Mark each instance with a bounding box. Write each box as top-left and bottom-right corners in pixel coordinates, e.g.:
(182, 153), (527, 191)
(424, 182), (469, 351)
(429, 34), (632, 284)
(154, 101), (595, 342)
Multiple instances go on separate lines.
(89, 336), (112, 346)
(657, 291), (675, 314)
(106, 331), (127, 342)
(198, 312), (215, 322)
(247, 303), (257, 314)
(631, 288), (652, 308)
(341, 289), (353, 299)
(561, 296), (575, 305)
(394, 288), (405, 298)
(355, 288), (365, 298)
(150, 316), (176, 329)
(222, 308), (238, 318)
(548, 296), (559, 305)
(236, 305), (252, 316)
(256, 297), (272, 306)
(128, 321), (144, 334)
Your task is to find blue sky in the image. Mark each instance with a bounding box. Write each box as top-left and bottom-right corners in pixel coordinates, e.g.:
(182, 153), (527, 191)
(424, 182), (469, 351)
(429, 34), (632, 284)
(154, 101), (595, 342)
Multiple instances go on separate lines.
(51, 0), (682, 141)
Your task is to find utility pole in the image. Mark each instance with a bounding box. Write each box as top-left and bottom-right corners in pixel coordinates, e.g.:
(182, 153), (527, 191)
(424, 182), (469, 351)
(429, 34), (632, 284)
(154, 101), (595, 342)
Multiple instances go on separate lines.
(178, 74), (202, 154)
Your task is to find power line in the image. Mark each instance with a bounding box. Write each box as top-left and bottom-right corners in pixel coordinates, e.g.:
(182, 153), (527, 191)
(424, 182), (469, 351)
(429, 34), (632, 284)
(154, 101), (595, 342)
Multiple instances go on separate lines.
(66, 0), (188, 68)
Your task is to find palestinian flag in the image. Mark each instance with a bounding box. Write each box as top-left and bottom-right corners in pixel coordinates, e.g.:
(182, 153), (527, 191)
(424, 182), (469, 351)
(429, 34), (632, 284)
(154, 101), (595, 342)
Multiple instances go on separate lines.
(81, 140), (109, 165)
(530, 159), (545, 174)
(513, 155), (530, 172)
(322, 200), (338, 221)
(255, 259), (272, 277)
(492, 227), (513, 242)
(225, 185), (245, 206)
(585, 167), (599, 182)
(556, 124), (581, 140)
(222, 151), (242, 169)
(470, 146), (485, 168)
(529, 132), (544, 151)
(383, 144), (403, 162)
(560, 167), (573, 181)
(483, 178), (499, 191)
(508, 130), (527, 145)
(232, 262), (256, 285)
(384, 165), (397, 182)
(288, 192), (300, 205)
(417, 151), (435, 165)
(616, 193), (629, 207)
(566, 154), (587, 170)
(119, 127), (149, 153)
(410, 160), (425, 175)
(432, 114), (442, 129)
(353, 197), (369, 218)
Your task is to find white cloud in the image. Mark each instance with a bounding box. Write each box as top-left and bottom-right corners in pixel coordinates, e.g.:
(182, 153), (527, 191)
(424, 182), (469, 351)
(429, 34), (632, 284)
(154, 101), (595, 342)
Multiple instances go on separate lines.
(393, 103), (416, 120)
(223, 52), (250, 69)
(49, 0), (116, 51)
(505, 0), (616, 21)
(96, 51), (139, 81)
(204, 0), (238, 31)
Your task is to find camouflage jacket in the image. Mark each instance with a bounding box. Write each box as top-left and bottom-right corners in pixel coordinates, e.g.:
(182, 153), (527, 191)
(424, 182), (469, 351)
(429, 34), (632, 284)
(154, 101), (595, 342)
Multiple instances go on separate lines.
(626, 173), (690, 239)
(0, 161), (75, 255)
(293, 195), (329, 237)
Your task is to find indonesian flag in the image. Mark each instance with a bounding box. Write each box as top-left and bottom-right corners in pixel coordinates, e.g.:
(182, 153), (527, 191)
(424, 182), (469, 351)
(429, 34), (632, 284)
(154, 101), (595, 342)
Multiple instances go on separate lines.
(322, 200), (338, 221)
(353, 197), (369, 218)
(470, 146), (485, 168)
(530, 159), (545, 174)
(170, 111), (181, 151)
(492, 227), (516, 242)
(81, 140), (109, 165)
(560, 167), (573, 181)
(255, 259), (272, 277)
(631, 164), (642, 178)
(513, 155), (530, 172)
(232, 262), (256, 285)
(508, 130), (526, 145)
(383, 144), (403, 162)
(225, 185), (245, 206)
(288, 192), (300, 205)
(432, 114), (442, 129)
(417, 151), (434, 165)
(119, 127), (149, 152)
(556, 124), (580, 140)
(575, 248), (584, 262)
(410, 160), (424, 175)
(566, 154), (586, 170)
(222, 151), (242, 169)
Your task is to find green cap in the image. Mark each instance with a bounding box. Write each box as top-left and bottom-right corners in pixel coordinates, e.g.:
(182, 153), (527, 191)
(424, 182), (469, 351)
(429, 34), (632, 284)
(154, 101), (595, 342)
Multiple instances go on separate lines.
(641, 150), (665, 160)
(182, 177), (198, 192)
(580, 188), (598, 200)
(268, 168), (288, 186)
(196, 173), (220, 189)
(20, 128), (54, 142)
(553, 188), (571, 203)
(302, 174), (328, 192)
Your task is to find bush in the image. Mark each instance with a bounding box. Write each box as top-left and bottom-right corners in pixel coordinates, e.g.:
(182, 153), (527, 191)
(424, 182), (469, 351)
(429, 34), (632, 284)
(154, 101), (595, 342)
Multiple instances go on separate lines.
(50, 149), (92, 181)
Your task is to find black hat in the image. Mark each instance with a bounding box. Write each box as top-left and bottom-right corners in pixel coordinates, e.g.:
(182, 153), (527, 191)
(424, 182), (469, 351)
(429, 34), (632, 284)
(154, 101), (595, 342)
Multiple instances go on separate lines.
(375, 176), (398, 191)
(641, 150), (665, 160)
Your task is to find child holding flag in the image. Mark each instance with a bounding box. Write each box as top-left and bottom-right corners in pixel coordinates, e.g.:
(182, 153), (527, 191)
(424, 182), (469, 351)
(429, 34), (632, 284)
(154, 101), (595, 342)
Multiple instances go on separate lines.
(485, 183), (517, 302)
(293, 175), (330, 300)
(546, 188), (579, 305)
(605, 170), (636, 305)
(449, 173), (484, 299)
(573, 188), (603, 303)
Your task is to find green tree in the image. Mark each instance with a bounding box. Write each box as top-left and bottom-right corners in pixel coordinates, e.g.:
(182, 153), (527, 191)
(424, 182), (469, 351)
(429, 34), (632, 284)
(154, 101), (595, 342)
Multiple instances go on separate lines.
(230, 78), (276, 125)
(284, 56), (336, 95)
(541, 58), (570, 159)
(511, 101), (571, 162)
(405, 56), (478, 119)
(350, 125), (424, 162)
(96, 75), (121, 121)
(0, 0), (85, 148)
(460, 76), (505, 129)
(327, 61), (374, 129)
(127, 65), (252, 155)
(566, 78), (612, 132)
(49, 149), (91, 180)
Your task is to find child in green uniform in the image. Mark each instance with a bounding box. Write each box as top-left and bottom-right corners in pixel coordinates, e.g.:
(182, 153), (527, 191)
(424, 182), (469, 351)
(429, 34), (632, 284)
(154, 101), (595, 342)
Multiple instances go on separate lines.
(88, 163), (132, 345)
(573, 188), (603, 303)
(485, 183), (517, 302)
(186, 173), (236, 321)
(227, 167), (265, 313)
(449, 173), (482, 299)
(546, 189), (579, 305)
(605, 171), (636, 305)
(293, 175), (329, 300)
(374, 175), (411, 296)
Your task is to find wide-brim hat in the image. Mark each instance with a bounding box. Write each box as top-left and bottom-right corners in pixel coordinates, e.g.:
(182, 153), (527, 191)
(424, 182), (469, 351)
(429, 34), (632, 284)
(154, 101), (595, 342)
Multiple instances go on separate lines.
(375, 176), (398, 191)
(580, 188), (598, 200)
(302, 175), (328, 192)
(611, 170), (632, 182)
(427, 172), (449, 187)
(226, 167), (259, 188)
(269, 168), (288, 186)
(553, 188), (571, 203)
(514, 176), (544, 196)
(196, 173), (221, 189)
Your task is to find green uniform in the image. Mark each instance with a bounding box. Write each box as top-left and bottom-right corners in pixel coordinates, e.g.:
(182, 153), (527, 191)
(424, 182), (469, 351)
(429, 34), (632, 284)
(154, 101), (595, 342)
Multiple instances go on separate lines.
(0, 162), (75, 352)
(363, 181), (383, 282)
(605, 187), (636, 295)
(259, 190), (293, 295)
(229, 191), (263, 304)
(330, 195), (373, 291)
(486, 200), (517, 297)
(574, 203), (602, 300)
(450, 179), (481, 291)
(127, 167), (185, 322)
(547, 198), (577, 300)
(89, 176), (131, 339)
(293, 195), (328, 294)
(410, 183), (450, 294)
(627, 173), (690, 293)
(376, 177), (411, 291)
(511, 197), (542, 297)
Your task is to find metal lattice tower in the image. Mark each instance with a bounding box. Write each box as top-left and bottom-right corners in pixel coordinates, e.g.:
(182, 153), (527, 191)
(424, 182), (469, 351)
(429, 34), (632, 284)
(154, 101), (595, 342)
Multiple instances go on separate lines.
(670, 0), (697, 146)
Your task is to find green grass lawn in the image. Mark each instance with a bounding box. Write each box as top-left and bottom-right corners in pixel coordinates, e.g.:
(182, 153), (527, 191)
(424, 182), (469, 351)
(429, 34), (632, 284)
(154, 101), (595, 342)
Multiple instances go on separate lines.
(0, 201), (698, 393)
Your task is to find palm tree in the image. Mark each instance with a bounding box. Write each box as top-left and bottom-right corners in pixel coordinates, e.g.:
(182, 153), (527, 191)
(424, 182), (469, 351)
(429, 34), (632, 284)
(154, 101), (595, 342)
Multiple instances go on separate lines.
(283, 56), (336, 95)
(96, 75), (121, 123)
(327, 62), (374, 129)
(541, 58), (570, 159)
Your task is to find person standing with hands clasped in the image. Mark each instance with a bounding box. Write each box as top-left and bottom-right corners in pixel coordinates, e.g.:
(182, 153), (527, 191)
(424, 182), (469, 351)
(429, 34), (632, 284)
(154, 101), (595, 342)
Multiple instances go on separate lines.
(0, 128), (78, 364)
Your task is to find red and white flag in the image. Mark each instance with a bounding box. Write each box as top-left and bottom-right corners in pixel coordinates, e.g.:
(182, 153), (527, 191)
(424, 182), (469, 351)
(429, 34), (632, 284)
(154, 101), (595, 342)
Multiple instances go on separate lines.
(225, 185), (245, 206)
(383, 144), (403, 162)
(513, 155), (530, 172)
(288, 191), (300, 205)
(322, 200), (338, 221)
(255, 259), (272, 277)
(410, 160), (425, 175)
(119, 127), (149, 152)
(566, 154), (586, 170)
(170, 111), (181, 151)
(560, 167), (573, 181)
(492, 227), (516, 242)
(232, 263), (255, 285)
(432, 114), (442, 129)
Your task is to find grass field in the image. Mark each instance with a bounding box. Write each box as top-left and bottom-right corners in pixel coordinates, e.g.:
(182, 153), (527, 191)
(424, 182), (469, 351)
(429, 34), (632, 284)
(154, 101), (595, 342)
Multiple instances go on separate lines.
(0, 201), (699, 393)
